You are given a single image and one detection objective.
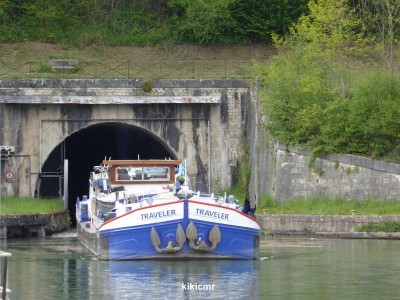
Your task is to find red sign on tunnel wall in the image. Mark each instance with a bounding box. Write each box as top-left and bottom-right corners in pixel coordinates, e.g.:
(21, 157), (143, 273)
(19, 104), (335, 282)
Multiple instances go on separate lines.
(4, 169), (14, 182)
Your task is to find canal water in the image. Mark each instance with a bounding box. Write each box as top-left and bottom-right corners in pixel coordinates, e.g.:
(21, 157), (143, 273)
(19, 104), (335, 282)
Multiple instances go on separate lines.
(1, 232), (399, 300)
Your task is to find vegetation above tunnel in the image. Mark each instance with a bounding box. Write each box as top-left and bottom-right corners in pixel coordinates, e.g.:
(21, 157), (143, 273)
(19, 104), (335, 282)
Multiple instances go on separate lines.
(0, 0), (308, 45)
(256, 0), (400, 164)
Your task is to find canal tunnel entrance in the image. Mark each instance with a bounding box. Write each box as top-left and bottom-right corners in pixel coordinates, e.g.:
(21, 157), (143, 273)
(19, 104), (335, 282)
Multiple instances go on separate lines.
(38, 122), (176, 225)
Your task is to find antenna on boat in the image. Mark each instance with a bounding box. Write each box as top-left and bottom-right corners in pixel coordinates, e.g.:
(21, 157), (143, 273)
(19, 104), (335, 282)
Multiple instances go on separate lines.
(138, 154), (140, 160)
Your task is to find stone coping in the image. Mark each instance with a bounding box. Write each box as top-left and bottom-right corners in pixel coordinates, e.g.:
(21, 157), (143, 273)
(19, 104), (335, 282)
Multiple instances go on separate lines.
(0, 210), (68, 226)
(256, 214), (400, 239)
(263, 231), (400, 239)
(277, 143), (400, 175)
(0, 78), (251, 89)
(0, 210), (70, 238)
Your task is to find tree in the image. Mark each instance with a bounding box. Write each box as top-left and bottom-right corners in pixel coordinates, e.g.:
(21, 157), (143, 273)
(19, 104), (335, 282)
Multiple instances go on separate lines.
(293, 0), (364, 57)
(167, 0), (235, 44)
(260, 0), (400, 162)
(229, 0), (309, 43)
(348, 71), (400, 157)
(261, 38), (338, 148)
(357, 0), (400, 72)
(260, 0), (371, 160)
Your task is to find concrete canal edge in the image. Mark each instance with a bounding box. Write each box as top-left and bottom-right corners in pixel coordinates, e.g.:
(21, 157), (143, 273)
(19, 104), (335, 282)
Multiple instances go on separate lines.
(256, 214), (400, 239)
(0, 210), (70, 238)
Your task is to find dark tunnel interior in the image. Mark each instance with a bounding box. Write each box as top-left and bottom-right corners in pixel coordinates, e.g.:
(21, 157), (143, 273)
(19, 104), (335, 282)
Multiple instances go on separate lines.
(38, 122), (176, 225)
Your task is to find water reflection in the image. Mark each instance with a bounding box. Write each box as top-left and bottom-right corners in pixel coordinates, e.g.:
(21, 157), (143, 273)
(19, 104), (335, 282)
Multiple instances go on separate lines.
(102, 260), (258, 300)
(2, 233), (258, 300)
(2, 233), (400, 300)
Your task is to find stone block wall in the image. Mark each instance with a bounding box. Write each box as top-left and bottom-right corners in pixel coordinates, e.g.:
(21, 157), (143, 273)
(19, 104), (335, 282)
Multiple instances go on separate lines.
(257, 214), (400, 235)
(257, 214), (400, 239)
(249, 138), (400, 203)
(0, 79), (251, 197)
(246, 81), (400, 203)
(0, 210), (70, 238)
(271, 145), (400, 201)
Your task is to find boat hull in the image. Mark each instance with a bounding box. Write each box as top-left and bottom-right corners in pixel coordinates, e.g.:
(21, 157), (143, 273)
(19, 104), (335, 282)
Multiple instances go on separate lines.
(76, 199), (260, 260)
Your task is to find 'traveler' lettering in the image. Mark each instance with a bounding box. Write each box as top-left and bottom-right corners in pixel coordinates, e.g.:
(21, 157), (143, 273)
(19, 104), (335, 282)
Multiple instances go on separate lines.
(141, 209), (176, 220)
(195, 208), (229, 220)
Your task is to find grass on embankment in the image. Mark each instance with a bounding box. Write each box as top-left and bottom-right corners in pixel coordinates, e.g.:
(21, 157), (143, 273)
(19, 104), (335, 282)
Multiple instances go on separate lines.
(257, 195), (400, 215)
(222, 185), (400, 215)
(356, 221), (400, 232)
(0, 197), (65, 215)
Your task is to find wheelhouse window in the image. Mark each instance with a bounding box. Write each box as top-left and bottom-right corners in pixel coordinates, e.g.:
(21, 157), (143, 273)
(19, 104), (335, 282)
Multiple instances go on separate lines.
(116, 166), (170, 181)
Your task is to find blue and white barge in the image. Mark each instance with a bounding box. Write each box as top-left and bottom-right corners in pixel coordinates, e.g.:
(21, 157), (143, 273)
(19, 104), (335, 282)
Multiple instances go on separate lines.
(76, 159), (260, 260)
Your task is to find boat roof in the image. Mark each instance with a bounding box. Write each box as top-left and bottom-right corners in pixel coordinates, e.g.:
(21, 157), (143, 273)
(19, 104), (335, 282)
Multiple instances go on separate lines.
(102, 159), (182, 166)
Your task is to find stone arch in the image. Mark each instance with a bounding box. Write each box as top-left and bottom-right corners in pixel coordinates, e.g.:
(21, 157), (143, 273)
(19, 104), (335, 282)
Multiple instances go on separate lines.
(37, 122), (184, 222)
(38, 114), (211, 195)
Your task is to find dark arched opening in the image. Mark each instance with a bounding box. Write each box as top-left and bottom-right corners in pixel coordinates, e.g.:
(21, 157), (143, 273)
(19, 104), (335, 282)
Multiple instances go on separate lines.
(38, 122), (176, 225)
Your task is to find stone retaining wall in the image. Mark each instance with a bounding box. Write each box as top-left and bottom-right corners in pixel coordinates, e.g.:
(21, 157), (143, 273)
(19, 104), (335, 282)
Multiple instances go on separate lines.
(256, 214), (400, 238)
(0, 210), (70, 238)
(272, 145), (400, 202)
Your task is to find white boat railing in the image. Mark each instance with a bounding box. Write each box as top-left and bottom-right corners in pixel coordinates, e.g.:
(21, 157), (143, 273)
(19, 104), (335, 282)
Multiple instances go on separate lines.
(0, 251), (11, 300)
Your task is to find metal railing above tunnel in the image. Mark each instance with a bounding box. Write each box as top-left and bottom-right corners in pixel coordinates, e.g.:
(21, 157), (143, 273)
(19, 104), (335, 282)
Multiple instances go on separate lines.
(0, 60), (256, 80)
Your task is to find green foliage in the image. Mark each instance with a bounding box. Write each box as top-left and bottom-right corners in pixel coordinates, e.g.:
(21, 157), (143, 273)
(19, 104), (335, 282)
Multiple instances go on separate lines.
(217, 184), (247, 205)
(229, 0), (309, 43)
(0, 0), (308, 45)
(259, 197), (400, 215)
(232, 145), (251, 197)
(0, 1), (22, 41)
(177, 175), (185, 184)
(36, 61), (53, 73)
(142, 80), (154, 93)
(260, 0), (400, 162)
(168, 0), (235, 44)
(356, 221), (400, 233)
(294, 0), (363, 55)
(283, 68), (400, 161)
(262, 38), (340, 148)
(167, 0), (309, 44)
(353, 0), (400, 72)
(258, 194), (277, 211)
(1, 197), (65, 215)
(348, 71), (400, 158)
